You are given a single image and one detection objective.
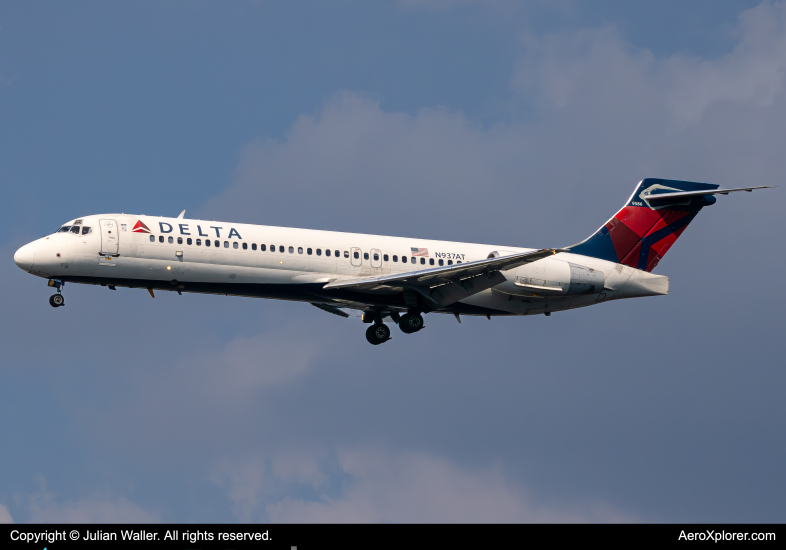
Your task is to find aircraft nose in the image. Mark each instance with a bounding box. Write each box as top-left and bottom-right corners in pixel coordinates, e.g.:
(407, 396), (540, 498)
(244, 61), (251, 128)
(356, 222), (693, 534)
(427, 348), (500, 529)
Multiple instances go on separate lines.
(14, 244), (35, 272)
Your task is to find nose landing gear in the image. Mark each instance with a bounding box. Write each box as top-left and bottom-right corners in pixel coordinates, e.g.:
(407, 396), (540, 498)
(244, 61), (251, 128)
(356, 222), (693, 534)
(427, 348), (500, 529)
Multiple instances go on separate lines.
(47, 279), (65, 308)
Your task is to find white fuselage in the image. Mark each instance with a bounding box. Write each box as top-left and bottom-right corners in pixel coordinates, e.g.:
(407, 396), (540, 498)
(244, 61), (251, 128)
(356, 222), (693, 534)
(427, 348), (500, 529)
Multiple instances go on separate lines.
(14, 214), (668, 317)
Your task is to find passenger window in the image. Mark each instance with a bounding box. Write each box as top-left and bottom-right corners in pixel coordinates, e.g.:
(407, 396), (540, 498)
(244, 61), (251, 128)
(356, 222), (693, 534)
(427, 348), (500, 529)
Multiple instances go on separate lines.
(289, 246), (294, 253)
(177, 237), (183, 244)
(307, 248), (312, 255)
(393, 255), (398, 262)
(260, 244), (266, 251)
(233, 242), (238, 249)
(149, 235), (155, 242)
(159, 236), (164, 243)
(420, 258), (425, 265)
(187, 238), (192, 245)
(374, 253), (379, 261)
(70, 226), (80, 234)
(81, 227), (92, 235)
(298, 247), (303, 254)
(280, 246), (285, 253)
(438, 259), (444, 266)
(411, 257), (416, 264)
(215, 240), (220, 247)
(168, 236), (174, 244)
(457, 261), (462, 264)
(383, 254), (388, 262)
(353, 251), (359, 259)
(447, 260), (452, 265)
(196, 239), (201, 246)
(316, 249), (321, 256)
(242, 242), (247, 250)
(205, 239), (211, 247)
(363, 252), (368, 260)
(429, 258), (434, 265)
(252, 243), (257, 250)
(325, 249), (330, 257)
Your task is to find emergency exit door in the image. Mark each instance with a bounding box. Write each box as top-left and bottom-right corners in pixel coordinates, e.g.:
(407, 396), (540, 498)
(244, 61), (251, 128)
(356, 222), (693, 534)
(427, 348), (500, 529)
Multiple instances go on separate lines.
(370, 248), (382, 268)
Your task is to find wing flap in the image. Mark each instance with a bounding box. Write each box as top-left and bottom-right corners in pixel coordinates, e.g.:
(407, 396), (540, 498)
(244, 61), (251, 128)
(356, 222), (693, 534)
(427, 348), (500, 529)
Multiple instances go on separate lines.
(310, 302), (350, 318)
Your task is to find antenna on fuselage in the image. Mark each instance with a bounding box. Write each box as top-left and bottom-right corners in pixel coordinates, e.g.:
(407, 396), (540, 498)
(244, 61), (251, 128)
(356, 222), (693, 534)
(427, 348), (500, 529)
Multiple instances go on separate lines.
(177, 210), (186, 219)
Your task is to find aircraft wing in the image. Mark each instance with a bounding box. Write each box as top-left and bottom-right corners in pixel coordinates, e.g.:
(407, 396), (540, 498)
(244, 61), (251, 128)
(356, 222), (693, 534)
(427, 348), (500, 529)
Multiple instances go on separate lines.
(322, 248), (562, 307)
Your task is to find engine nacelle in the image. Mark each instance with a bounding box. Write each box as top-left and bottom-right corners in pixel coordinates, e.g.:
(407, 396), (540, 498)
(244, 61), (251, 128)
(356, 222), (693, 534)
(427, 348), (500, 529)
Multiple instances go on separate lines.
(494, 259), (605, 297)
(565, 262), (605, 295)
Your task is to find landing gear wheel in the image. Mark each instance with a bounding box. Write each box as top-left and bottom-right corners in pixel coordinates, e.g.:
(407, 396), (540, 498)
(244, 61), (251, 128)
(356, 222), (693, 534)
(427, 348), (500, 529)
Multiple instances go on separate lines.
(365, 323), (391, 345)
(49, 294), (64, 307)
(399, 313), (424, 334)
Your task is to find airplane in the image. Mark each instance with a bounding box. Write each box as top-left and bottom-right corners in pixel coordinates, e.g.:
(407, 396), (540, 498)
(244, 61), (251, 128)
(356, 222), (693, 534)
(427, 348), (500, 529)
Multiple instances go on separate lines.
(13, 178), (771, 345)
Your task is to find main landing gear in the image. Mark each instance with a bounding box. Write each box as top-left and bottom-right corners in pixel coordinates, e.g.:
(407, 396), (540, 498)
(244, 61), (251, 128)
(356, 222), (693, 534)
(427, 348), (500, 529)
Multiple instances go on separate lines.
(399, 312), (424, 334)
(48, 279), (65, 308)
(365, 323), (391, 345)
(363, 311), (425, 345)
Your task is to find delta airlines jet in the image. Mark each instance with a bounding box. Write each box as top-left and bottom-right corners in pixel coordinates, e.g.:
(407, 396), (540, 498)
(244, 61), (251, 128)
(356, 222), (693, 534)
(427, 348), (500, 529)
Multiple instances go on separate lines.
(13, 179), (771, 345)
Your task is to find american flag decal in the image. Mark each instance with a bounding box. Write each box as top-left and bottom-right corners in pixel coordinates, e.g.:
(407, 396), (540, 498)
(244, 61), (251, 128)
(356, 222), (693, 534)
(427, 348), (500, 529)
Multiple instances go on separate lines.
(410, 247), (429, 257)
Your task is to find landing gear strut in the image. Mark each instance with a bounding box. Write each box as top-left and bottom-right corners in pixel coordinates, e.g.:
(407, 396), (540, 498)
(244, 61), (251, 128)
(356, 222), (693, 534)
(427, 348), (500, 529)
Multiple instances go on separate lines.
(399, 312), (424, 334)
(48, 279), (65, 308)
(366, 322), (391, 345)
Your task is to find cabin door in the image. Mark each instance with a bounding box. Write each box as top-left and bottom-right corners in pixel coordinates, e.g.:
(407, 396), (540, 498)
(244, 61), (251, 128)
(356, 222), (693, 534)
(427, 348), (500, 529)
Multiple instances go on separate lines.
(99, 219), (119, 255)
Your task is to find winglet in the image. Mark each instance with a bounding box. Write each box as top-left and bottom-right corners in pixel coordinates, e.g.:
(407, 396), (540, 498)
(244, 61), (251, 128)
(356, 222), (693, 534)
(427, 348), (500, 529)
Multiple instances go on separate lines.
(177, 210), (186, 219)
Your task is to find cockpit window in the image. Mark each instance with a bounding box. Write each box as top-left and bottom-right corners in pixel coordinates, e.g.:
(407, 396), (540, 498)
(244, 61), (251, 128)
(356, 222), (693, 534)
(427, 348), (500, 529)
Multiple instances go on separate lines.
(81, 226), (92, 235)
(57, 226), (72, 233)
(70, 226), (80, 234)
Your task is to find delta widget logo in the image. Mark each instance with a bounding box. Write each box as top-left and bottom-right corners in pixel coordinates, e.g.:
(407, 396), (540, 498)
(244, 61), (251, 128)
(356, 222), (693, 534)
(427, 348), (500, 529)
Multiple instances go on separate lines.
(132, 220), (152, 234)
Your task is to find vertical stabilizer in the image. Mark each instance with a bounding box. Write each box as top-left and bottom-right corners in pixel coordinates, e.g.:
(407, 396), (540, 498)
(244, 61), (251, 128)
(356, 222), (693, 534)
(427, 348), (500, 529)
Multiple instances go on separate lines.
(567, 179), (718, 272)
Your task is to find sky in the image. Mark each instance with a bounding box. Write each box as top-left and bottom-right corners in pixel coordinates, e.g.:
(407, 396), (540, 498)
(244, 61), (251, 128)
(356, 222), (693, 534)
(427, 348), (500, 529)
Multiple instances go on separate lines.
(1, 0), (784, 523)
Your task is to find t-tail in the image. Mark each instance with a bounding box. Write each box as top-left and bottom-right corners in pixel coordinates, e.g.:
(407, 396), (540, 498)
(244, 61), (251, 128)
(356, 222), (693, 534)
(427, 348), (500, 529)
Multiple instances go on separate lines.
(567, 178), (772, 272)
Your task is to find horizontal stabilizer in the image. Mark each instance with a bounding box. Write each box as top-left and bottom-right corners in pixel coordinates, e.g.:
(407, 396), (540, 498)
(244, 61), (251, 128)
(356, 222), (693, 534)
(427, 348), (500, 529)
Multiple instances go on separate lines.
(645, 185), (773, 201)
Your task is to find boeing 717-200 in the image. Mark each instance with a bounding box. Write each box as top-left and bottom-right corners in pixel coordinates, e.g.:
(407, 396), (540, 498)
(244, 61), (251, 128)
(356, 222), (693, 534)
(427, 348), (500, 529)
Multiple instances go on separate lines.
(13, 178), (771, 344)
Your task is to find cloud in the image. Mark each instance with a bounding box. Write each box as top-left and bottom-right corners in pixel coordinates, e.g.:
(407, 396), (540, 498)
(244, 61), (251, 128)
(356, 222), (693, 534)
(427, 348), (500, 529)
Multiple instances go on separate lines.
(212, 447), (636, 523)
(26, 484), (157, 523)
(214, 451), (329, 522)
(212, 461), (266, 523)
(513, 1), (786, 124)
(0, 504), (12, 523)
(203, 1), (786, 251)
(202, 92), (528, 242)
(262, 446), (635, 523)
(77, 313), (330, 454)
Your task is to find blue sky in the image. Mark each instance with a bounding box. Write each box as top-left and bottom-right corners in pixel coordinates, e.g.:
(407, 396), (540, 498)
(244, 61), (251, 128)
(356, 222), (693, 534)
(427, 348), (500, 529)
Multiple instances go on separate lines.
(1, 0), (784, 522)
